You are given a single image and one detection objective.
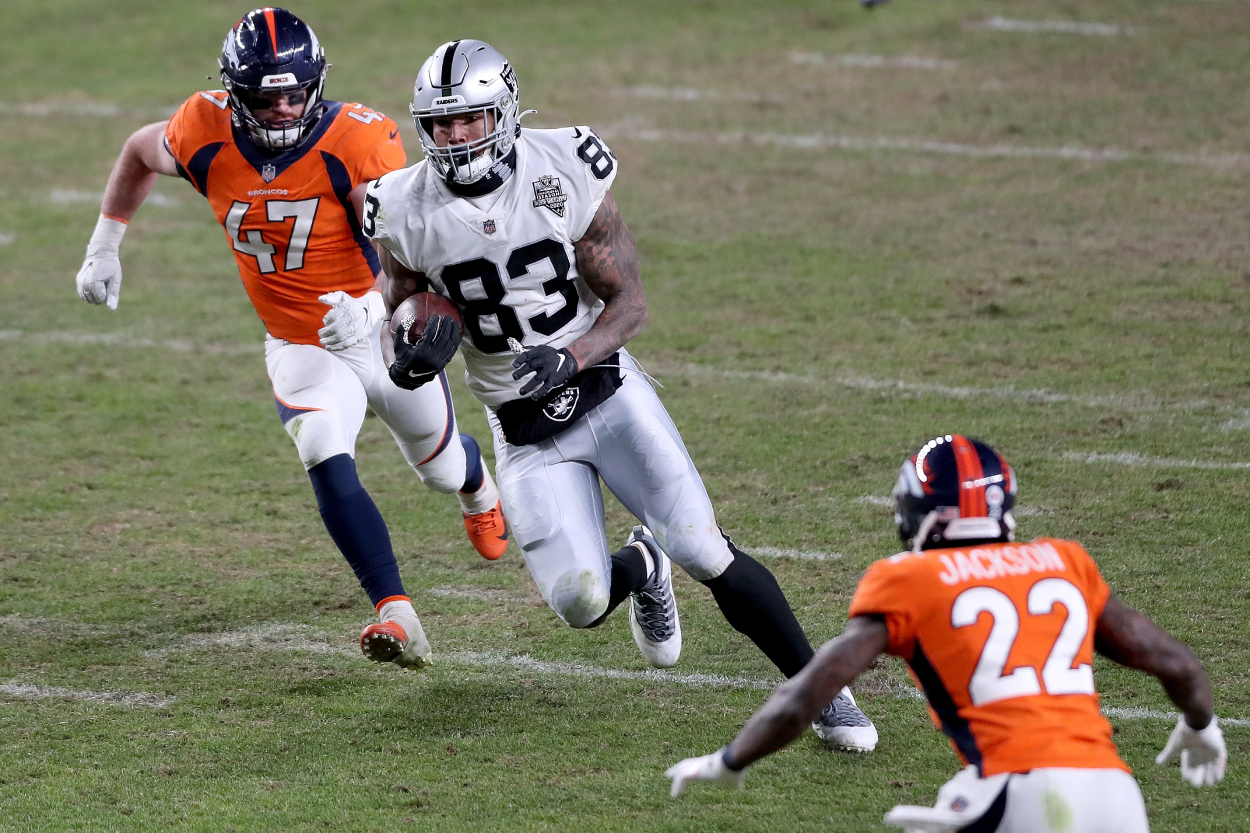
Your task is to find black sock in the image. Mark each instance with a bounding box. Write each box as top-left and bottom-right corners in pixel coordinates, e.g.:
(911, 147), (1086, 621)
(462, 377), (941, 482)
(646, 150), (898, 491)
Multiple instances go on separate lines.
(586, 544), (650, 628)
(701, 534), (814, 678)
(308, 454), (404, 606)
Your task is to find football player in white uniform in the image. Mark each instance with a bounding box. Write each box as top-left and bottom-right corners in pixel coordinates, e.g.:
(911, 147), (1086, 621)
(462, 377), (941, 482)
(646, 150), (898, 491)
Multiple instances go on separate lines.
(359, 39), (876, 750)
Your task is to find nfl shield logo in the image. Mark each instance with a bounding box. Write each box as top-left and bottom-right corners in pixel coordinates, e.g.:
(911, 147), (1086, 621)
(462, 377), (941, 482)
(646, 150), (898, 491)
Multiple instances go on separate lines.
(483, 219), (496, 235)
(261, 163), (277, 183)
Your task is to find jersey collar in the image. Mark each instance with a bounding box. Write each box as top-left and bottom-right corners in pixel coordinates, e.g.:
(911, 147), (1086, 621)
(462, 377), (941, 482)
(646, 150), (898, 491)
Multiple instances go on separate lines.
(443, 145), (518, 198)
(231, 101), (343, 182)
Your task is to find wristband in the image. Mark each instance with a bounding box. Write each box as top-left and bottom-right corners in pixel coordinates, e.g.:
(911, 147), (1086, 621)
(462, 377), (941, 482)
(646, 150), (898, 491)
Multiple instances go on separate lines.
(86, 214), (128, 256)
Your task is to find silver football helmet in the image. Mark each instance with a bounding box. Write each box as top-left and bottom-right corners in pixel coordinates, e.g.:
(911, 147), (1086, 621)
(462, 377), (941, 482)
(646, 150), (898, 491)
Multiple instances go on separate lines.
(410, 40), (522, 184)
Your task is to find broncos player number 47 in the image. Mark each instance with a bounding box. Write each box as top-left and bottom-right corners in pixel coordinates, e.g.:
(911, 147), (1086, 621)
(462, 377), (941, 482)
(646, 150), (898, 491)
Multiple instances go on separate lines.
(73, 8), (512, 673)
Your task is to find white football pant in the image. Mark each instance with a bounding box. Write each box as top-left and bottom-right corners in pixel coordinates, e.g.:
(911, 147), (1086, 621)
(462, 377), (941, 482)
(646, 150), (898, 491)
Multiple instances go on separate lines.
(488, 350), (734, 627)
(264, 324), (466, 491)
(888, 766), (1149, 833)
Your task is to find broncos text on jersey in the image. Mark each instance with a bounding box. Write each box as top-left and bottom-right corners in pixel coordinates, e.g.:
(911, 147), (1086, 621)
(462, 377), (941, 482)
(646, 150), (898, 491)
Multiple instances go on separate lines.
(164, 90), (405, 344)
(364, 126), (617, 407)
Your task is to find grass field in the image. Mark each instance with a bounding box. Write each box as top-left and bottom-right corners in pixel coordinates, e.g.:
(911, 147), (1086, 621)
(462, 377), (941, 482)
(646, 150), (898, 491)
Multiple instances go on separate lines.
(3, 0), (1250, 830)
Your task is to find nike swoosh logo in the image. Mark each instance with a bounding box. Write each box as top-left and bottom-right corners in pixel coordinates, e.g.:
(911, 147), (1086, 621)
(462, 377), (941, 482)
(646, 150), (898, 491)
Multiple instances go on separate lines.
(572, 128), (583, 138)
(389, 130), (398, 139)
(554, 353), (566, 372)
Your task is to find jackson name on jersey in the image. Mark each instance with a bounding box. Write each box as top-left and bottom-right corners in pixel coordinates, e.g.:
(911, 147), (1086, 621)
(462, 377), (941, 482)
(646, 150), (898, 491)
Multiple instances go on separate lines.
(363, 126), (618, 407)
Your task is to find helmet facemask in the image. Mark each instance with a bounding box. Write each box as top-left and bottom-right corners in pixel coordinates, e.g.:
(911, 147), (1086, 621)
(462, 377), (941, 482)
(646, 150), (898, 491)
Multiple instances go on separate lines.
(223, 71), (326, 152)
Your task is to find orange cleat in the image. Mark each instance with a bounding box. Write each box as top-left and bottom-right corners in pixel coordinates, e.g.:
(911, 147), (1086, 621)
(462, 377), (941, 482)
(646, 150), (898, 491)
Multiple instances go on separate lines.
(360, 621), (407, 663)
(360, 619), (433, 669)
(464, 500), (509, 560)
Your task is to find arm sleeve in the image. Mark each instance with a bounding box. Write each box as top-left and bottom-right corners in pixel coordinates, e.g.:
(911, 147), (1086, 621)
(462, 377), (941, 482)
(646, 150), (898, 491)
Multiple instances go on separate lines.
(569, 127), (618, 241)
(362, 175), (419, 273)
(355, 114), (407, 185)
(848, 557), (922, 660)
(164, 92), (220, 169)
(1058, 539), (1112, 620)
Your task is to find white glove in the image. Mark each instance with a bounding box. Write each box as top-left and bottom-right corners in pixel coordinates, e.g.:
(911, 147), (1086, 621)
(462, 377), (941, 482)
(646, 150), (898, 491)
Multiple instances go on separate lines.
(318, 290), (385, 352)
(665, 749), (746, 797)
(1155, 715), (1227, 787)
(76, 215), (127, 310)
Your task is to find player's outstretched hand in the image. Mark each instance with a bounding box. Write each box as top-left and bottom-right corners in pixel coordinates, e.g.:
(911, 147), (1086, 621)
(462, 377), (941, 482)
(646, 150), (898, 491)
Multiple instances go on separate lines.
(319, 290), (385, 352)
(512, 345), (579, 399)
(76, 254), (123, 310)
(665, 749), (746, 798)
(1156, 715), (1227, 787)
(388, 315), (461, 390)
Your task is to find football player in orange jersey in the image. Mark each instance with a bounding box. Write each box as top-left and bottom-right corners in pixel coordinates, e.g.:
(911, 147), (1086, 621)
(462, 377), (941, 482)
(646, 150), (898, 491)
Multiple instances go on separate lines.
(73, 8), (510, 668)
(667, 435), (1227, 832)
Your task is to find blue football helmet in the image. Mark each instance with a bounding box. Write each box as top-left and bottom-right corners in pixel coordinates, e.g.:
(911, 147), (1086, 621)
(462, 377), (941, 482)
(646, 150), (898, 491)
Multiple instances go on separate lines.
(892, 434), (1017, 550)
(219, 8), (327, 152)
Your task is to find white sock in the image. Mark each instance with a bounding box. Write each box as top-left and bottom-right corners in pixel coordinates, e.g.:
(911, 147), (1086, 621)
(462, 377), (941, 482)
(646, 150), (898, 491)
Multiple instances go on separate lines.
(458, 465), (500, 516)
(378, 598), (420, 640)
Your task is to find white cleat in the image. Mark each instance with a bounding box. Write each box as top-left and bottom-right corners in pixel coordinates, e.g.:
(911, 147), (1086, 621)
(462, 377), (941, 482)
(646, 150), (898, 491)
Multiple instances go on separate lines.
(812, 687), (878, 752)
(626, 525), (682, 668)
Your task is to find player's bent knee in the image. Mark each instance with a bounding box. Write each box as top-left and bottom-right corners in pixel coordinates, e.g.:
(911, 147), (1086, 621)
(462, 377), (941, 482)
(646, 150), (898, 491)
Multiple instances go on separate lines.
(547, 569), (609, 628)
(285, 411), (353, 470)
(411, 460), (462, 494)
(655, 523), (734, 582)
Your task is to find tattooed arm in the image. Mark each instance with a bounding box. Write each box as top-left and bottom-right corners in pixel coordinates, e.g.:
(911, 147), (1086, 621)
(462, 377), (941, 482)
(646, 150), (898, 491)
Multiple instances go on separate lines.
(567, 192), (647, 369)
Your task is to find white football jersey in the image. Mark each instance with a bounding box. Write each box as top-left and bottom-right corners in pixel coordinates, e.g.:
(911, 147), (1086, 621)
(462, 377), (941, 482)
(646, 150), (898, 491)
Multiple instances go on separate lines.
(364, 127), (618, 407)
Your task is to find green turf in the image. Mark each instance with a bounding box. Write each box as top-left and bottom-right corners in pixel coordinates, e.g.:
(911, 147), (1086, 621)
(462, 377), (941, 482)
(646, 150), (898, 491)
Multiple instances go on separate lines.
(2, 0), (1249, 830)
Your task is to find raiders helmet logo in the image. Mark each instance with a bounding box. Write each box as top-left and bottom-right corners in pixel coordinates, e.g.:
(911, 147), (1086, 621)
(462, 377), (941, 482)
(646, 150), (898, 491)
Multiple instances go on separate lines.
(543, 387), (579, 422)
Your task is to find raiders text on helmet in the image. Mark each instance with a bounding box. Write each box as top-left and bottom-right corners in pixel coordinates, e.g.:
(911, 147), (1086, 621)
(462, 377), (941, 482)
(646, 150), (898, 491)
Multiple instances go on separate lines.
(219, 7), (327, 153)
(892, 434), (1017, 551)
(410, 40), (524, 184)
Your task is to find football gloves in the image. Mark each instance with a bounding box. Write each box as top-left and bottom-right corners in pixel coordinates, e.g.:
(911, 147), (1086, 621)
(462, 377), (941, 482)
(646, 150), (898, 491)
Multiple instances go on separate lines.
(388, 314), (461, 390)
(76, 215), (128, 310)
(318, 290), (386, 352)
(1156, 715), (1227, 787)
(512, 345), (579, 399)
(665, 749), (746, 797)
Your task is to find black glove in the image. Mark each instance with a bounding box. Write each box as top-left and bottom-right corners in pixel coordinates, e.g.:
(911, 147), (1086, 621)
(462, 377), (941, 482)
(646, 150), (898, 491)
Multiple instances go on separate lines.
(388, 314), (461, 390)
(512, 345), (579, 399)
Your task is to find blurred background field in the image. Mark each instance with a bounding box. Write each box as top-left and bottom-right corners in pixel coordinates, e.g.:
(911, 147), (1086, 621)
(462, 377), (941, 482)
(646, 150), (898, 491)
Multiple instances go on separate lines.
(1, 1), (1249, 830)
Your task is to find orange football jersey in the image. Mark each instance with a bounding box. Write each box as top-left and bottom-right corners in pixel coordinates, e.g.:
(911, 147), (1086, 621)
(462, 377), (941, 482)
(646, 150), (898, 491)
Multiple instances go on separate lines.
(164, 91), (405, 344)
(849, 538), (1128, 777)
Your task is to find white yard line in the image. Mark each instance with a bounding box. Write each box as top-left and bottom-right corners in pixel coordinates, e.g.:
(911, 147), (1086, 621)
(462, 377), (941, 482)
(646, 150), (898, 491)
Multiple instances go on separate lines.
(1062, 451), (1250, 470)
(50, 189), (178, 207)
(598, 125), (1248, 171)
(978, 17), (1131, 37)
(791, 52), (959, 70)
(0, 681), (173, 708)
(38, 621), (1250, 725)
(0, 102), (178, 118)
(748, 546), (844, 561)
(0, 329), (258, 355)
(660, 361), (1224, 415)
(0, 232), (14, 246)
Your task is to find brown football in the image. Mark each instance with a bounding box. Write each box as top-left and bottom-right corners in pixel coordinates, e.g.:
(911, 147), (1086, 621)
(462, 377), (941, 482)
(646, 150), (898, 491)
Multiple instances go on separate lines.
(388, 292), (464, 344)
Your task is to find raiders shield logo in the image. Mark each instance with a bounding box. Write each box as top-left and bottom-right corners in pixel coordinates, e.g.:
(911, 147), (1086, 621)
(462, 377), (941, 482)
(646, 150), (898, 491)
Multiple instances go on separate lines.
(483, 218), (496, 235)
(543, 387), (579, 422)
(261, 163), (277, 183)
(531, 175), (567, 217)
